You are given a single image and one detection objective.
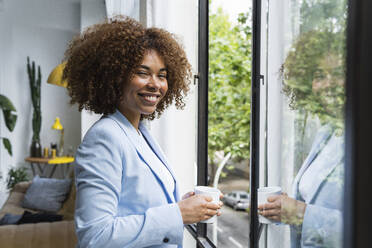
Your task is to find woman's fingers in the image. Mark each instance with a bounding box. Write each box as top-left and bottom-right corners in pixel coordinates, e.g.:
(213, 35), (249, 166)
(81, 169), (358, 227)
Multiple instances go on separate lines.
(258, 201), (279, 211)
(206, 202), (222, 210)
(205, 208), (219, 217)
(178, 194), (223, 224)
(203, 195), (213, 202)
(204, 210), (222, 220)
(260, 208), (281, 217)
(258, 194), (285, 210)
(258, 201), (277, 210)
(267, 195), (281, 202)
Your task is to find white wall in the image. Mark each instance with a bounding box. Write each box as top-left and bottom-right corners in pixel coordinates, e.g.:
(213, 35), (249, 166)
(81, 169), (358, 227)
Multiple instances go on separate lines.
(0, 0), (81, 192)
(80, 0), (106, 139)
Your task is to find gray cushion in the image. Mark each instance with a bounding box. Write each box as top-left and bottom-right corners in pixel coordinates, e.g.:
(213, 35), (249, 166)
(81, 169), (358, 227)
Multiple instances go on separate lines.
(22, 176), (71, 213)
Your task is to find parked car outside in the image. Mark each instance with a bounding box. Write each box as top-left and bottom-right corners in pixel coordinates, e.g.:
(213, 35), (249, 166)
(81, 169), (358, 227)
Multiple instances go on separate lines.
(222, 191), (250, 210)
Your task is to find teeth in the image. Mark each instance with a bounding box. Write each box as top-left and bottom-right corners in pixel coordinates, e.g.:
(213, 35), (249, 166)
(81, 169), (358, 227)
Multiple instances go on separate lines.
(144, 95), (157, 101)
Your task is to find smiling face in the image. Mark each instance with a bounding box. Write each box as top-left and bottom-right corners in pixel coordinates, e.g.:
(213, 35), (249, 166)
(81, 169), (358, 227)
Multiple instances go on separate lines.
(118, 50), (168, 127)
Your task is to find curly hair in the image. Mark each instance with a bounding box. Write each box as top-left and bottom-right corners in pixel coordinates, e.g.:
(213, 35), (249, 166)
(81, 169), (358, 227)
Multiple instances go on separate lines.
(63, 16), (191, 120)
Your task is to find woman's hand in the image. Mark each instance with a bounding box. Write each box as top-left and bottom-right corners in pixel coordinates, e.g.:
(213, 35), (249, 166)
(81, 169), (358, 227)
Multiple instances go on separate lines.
(257, 193), (307, 225)
(177, 194), (223, 224)
(182, 191), (195, 200)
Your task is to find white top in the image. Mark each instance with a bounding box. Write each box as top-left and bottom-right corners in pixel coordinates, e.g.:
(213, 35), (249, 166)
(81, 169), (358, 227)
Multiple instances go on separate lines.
(138, 131), (175, 201)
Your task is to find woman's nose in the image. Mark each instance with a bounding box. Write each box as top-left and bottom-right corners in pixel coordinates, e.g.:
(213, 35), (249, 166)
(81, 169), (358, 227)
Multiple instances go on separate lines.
(147, 75), (161, 89)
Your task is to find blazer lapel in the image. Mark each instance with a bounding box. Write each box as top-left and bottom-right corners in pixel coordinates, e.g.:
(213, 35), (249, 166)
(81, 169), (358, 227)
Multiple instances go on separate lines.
(107, 111), (177, 203)
(305, 134), (344, 203)
(292, 127), (332, 197)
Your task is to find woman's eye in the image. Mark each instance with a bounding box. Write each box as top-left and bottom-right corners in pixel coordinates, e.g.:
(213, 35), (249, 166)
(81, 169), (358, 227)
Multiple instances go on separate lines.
(137, 71), (149, 76)
(159, 74), (167, 79)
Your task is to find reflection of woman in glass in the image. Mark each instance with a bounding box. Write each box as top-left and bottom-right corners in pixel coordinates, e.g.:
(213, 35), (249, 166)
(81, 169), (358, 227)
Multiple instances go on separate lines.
(258, 30), (345, 247)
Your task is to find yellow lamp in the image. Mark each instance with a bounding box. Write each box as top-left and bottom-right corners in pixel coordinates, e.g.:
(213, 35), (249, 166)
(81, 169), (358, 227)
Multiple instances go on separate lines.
(52, 117), (64, 157)
(47, 62), (68, 88)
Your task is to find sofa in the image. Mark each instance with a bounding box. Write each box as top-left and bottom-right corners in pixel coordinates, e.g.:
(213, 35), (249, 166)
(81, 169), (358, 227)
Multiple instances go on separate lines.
(0, 180), (77, 248)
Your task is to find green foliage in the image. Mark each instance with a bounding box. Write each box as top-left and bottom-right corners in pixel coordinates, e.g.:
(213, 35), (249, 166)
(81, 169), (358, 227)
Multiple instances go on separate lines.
(0, 95), (17, 132)
(7, 167), (29, 189)
(27, 57), (42, 142)
(3, 138), (12, 156)
(0, 94), (17, 156)
(282, 0), (347, 171)
(300, 0), (347, 33)
(281, 0), (346, 131)
(209, 7), (252, 165)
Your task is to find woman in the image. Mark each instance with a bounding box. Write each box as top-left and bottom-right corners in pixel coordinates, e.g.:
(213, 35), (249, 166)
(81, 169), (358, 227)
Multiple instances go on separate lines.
(63, 17), (222, 248)
(258, 29), (345, 248)
(258, 127), (343, 247)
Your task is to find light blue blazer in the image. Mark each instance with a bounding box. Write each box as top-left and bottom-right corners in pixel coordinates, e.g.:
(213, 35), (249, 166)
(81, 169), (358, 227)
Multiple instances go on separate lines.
(74, 110), (184, 248)
(291, 127), (344, 248)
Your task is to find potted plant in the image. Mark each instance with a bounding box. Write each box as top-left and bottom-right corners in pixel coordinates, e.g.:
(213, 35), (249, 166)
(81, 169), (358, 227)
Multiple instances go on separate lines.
(27, 57), (42, 157)
(6, 167), (28, 189)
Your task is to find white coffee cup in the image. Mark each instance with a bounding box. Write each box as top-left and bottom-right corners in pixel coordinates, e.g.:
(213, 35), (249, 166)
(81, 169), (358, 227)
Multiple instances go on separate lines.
(194, 186), (221, 224)
(257, 186), (282, 224)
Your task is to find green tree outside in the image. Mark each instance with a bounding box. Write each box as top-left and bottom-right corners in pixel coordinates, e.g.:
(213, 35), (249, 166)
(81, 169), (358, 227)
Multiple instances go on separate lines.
(208, 6), (252, 183)
(282, 0), (347, 171)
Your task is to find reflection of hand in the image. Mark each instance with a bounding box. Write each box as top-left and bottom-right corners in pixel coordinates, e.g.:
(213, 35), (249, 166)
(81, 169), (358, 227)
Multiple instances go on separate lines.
(177, 195), (223, 224)
(258, 193), (306, 225)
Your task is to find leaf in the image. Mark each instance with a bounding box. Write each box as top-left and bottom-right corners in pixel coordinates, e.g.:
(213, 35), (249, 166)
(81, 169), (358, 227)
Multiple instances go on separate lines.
(0, 94), (16, 111)
(3, 138), (12, 156)
(3, 110), (17, 132)
(0, 95), (17, 132)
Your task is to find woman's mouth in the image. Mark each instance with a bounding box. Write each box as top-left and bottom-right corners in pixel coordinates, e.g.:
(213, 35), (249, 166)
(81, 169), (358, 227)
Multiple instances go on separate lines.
(138, 93), (161, 104)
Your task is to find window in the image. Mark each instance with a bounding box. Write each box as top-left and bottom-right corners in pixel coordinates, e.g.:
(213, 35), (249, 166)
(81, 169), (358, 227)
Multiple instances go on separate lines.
(194, 0), (372, 247)
(255, 0), (347, 247)
(192, 0), (251, 247)
(206, 0), (251, 247)
(240, 194), (249, 199)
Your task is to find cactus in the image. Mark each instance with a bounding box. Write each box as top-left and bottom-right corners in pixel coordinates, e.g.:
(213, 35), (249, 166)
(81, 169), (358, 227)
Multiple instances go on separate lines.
(27, 57), (42, 143)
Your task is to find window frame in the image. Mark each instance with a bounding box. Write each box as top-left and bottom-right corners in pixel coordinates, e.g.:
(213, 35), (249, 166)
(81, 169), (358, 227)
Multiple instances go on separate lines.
(344, 0), (372, 247)
(249, 0), (372, 247)
(190, 0), (257, 247)
(250, 0), (263, 247)
(185, 0), (216, 247)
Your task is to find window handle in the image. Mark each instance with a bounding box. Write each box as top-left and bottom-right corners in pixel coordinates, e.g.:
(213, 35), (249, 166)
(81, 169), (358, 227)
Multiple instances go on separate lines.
(194, 74), (200, 85)
(259, 74), (264, 85)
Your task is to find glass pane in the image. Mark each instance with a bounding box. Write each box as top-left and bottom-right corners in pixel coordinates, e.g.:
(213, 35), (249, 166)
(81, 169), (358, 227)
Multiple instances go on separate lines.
(207, 0), (251, 247)
(259, 0), (347, 247)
